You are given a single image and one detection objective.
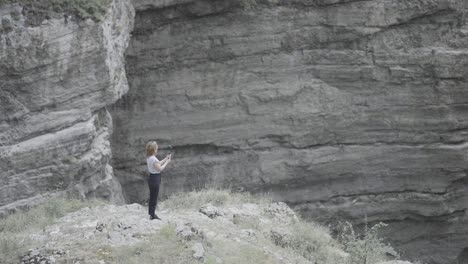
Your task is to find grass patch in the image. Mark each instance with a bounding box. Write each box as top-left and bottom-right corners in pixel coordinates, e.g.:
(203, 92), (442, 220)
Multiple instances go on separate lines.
(161, 188), (272, 210)
(0, 197), (106, 263)
(233, 214), (261, 230)
(339, 221), (398, 264)
(0, 233), (30, 264)
(0, 197), (105, 233)
(209, 239), (276, 264)
(271, 220), (348, 264)
(106, 223), (193, 264)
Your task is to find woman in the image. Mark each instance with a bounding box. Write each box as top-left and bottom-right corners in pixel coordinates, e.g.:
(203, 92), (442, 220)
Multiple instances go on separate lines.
(146, 141), (172, 220)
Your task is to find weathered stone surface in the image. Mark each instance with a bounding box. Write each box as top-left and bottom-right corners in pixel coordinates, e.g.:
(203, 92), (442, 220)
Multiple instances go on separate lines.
(199, 202), (226, 218)
(0, 0), (135, 215)
(111, 0), (468, 263)
(22, 199), (354, 264)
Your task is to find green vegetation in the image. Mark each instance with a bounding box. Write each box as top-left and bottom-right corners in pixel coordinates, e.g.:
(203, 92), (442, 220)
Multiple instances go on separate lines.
(0, 0), (111, 21)
(339, 221), (399, 264)
(284, 220), (348, 263)
(0, 197), (106, 264)
(209, 239), (275, 264)
(103, 223), (193, 264)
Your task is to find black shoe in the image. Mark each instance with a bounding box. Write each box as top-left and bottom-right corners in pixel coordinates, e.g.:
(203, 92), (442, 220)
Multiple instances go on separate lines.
(150, 214), (161, 220)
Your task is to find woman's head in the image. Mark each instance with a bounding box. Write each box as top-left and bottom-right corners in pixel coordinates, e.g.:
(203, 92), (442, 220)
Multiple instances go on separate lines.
(146, 141), (158, 156)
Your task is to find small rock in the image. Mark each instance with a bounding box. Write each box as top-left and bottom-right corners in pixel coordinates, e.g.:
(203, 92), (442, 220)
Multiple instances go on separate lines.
(96, 222), (106, 232)
(242, 229), (256, 237)
(176, 221), (205, 241)
(191, 242), (205, 260)
(199, 203), (224, 219)
(30, 249), (40, 257)
(124, 203), (142, 210)
(107, 230), (126, 244)
(215, 256), (223, 264)
(265, 202), (298, 223)
(270, 228), (292, 248)
(48, 256), (56, 263)
(117, 222), (131, 230)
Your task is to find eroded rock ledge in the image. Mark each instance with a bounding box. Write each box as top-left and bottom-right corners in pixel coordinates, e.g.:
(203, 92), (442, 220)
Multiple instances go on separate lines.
(111, 1), (468, 263)
(0, 0), (135, 214)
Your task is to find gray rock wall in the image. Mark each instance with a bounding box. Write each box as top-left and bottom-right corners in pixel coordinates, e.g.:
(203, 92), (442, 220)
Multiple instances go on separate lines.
(111, 0), (468, 263)
(0, 0), (135, 215)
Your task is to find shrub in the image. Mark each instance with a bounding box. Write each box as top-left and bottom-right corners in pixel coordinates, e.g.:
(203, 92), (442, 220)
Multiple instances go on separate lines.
(338, 221), (399, 264)
(271, 220), (348, 264)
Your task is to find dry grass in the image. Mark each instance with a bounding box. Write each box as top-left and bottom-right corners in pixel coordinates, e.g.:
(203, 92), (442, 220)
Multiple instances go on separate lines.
(101, 223), (193, 264)
(0, 197), (106, 263)
(208, 238), (277, 264)
(285, 220), (349, 263)
(161, 188), (272, 210)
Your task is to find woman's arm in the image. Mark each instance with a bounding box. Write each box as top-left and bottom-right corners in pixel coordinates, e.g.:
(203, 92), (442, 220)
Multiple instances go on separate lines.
(160, 154), (172, 166)
(154, 155), (171, 172)
(160, 156), (168, 166)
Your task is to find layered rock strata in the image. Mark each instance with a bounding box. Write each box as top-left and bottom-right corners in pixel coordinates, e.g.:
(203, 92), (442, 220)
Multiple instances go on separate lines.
(0, 0), (135, 215)
(111, 0), (468, 263)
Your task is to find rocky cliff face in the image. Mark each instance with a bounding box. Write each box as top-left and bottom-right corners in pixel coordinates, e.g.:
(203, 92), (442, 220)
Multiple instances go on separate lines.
(0, 0), (135, 214)
(1, 0), (468, 263)
(111, 0), (468, 263)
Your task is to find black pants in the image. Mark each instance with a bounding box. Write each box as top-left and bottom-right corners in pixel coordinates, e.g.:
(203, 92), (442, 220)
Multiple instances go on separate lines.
(148, 173), (161, 216)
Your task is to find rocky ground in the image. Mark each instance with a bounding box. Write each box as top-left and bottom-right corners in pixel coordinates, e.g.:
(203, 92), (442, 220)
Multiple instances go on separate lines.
(15, 192), (412, 264)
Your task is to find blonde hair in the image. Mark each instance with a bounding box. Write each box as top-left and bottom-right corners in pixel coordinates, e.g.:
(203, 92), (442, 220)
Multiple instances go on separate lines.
(146, 141), (158, 157)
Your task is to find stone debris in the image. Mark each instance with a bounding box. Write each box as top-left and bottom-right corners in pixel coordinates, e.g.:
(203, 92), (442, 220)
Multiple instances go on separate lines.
(20, 249), (66, 264)
(270, 228), (293, 248)
(265, 202), (299, 223)
(95, 222), (106, 232)
(199, 203), (225, 219)
(191, 242), (205, 261)
(175, 220), (205, 241)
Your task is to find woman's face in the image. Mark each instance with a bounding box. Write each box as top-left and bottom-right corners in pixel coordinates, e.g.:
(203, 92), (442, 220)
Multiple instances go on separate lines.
(154, 147), (158, 155)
